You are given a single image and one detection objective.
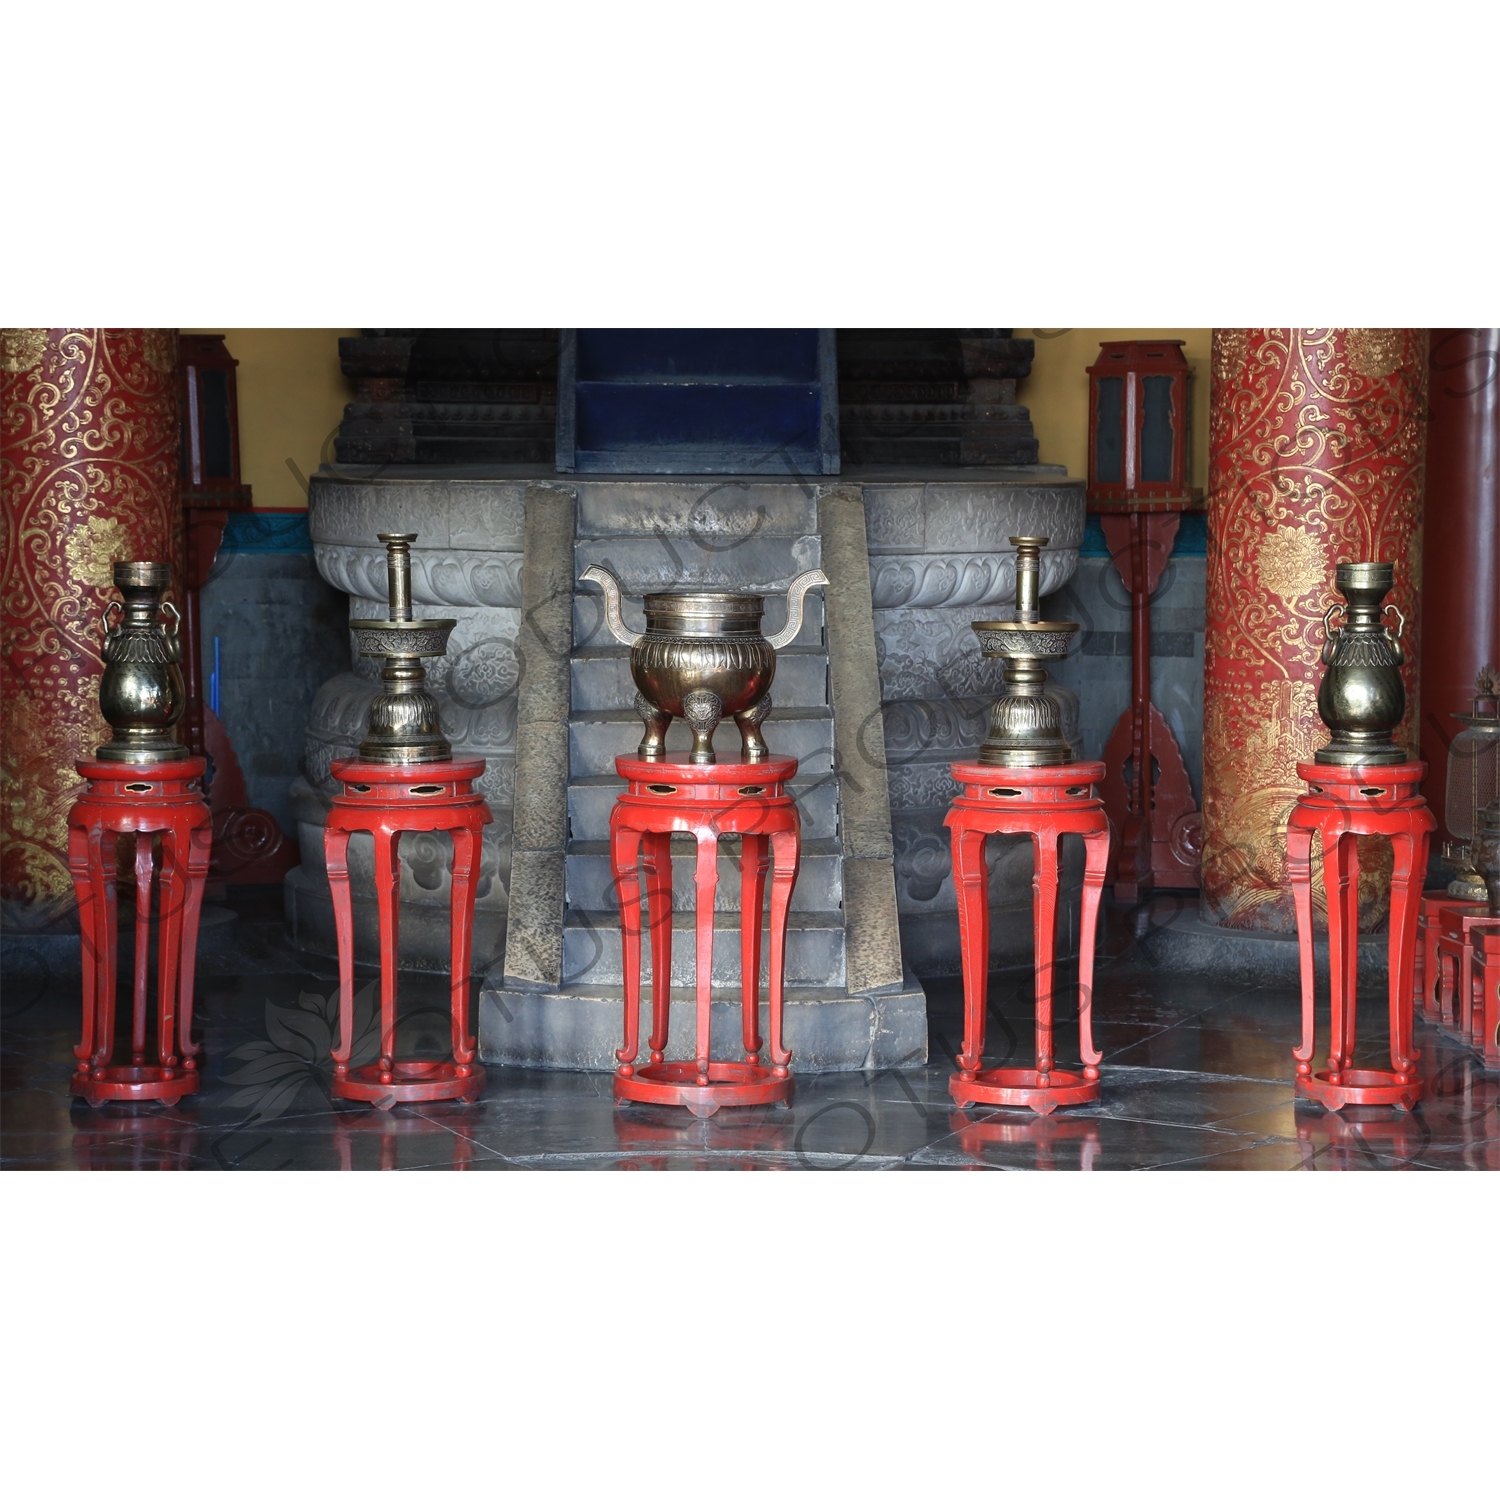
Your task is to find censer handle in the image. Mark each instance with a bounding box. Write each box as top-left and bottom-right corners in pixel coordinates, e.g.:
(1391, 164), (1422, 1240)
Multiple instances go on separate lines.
(766, 569), (829, 652)
(579, 566), (642, 647)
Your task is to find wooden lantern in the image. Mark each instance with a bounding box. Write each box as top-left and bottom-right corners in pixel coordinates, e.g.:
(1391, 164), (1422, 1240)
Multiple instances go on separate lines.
(1086, 339), (1192, 502)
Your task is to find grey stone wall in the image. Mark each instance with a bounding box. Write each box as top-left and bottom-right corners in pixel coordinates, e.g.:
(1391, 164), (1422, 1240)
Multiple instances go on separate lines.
(198, 522), (348, 838)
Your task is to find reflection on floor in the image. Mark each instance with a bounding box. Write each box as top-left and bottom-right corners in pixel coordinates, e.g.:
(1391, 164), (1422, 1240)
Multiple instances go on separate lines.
(3, 887), (1496, 1170)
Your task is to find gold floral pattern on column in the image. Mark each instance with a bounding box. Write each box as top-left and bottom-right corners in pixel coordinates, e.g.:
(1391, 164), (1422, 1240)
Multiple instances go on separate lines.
(1201, 328), (1427, 932)
(1, 329), (182, 913)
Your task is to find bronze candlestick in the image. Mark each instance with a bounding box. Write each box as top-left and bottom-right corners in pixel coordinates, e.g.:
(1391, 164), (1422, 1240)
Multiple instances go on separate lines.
(349, 534), (456, 764)
(96, 561), (189, 764)
(971, 536), (1078, 768)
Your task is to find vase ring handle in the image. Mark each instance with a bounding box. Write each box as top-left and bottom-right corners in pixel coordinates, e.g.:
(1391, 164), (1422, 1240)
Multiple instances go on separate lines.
(162, 599), (181, 636)
(1383, 603), (1405, 640)
(102, 600), (122, 639)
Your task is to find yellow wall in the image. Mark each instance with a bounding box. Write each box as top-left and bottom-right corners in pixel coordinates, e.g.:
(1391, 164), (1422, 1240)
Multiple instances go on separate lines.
(1019, 329), (1212, 490)
(180, 327), (1212, 505)
(182, 329), (354, 508)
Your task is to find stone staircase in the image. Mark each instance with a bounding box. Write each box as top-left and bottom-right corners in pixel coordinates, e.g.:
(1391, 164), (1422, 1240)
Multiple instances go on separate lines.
(480, 477), (927, 1072)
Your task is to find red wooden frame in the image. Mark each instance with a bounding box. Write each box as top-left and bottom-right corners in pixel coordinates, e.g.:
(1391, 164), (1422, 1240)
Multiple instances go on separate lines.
(609, 753), (801, 1119)
(1287, 761), (1435, 1112)
(68, 758), (212, 1107)
(945, 760), (1112, 1114)
(324, 758), (492, 1108)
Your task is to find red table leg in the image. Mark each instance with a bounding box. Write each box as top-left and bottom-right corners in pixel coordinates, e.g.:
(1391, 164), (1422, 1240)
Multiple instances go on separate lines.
(611, 819), (645, 1072)
(1290, 761), (1431, 1112)
(947, 762), (1110, 1114)
(326, 825), (357, 1085)
(325, 759), (492, 1108)
(1078, 823), (1109, 1079)
(692, 826), (719, 1087)
(178, 821), (211, 1067)
(67, 761), (209, 1107)
(373, 828), (402, 1084)
(1388, 828), (1423, 1082)
(610, 755), (799, 1116)
(1288, 816), (1318, 1083)
(951, 823), (990, 1077)
(740, 832), (767, 1064)
(131, 835), (154, 1067)
(766, 826), (798, 1077)
(643, 831), (673, 1065)
(449, 824), (483, 1083)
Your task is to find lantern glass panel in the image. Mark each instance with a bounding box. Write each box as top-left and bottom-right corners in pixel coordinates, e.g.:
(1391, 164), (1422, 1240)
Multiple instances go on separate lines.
(1095, 376), (1123, 483)
(199, 369), (234, 479)
(1140, 375), (1175, 483)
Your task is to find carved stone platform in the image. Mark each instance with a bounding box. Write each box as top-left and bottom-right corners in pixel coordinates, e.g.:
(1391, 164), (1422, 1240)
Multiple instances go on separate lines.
(292, 464), (1084, 1067)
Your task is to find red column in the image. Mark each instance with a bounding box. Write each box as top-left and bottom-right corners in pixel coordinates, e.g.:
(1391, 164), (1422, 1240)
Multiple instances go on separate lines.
(1419, 330), (1500, 837)
(2, 329), (182, 917)
(1201, 329), (1427, 932)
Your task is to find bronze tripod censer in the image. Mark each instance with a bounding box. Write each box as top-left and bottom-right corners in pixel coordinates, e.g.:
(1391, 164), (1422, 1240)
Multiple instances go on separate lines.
(581, 566), (828, 764)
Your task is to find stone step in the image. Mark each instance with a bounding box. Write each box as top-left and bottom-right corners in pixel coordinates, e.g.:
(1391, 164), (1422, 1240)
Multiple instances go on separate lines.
(572, 578), (825, 651)
(568, 707), (834, 780)
(570, 644), (829, 713)
(480, 981), (927, 1073)
(562, 909), (846, 989)
(567, 775), (840, 844)
(564, 838), (842, 913)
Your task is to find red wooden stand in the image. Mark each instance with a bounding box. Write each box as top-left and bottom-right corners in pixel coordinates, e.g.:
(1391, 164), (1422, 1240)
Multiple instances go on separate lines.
(324, 758), (492, 1108)
(1416, 893), (1471, 1026)
(1287, 761), (1435, 1112)
(67, 759), (212, 1107)
(610, 754), (801, 1118)
(1093, 504), (1203, 899)
(946, 761), (1112, 1114)
(1473, 929), (1500, 1069)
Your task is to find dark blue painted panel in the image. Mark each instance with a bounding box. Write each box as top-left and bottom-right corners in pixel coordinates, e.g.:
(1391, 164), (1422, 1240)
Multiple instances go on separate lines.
(576, 329), (818, 381)
(220, 511), (313, 553)
(575, 382), (820, 452)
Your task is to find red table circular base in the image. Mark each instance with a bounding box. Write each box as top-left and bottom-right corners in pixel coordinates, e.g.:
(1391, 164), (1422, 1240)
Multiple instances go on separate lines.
(332, 1060), (487, 1109)
(72, 1063), (200, 1108)
(950, 1067), (1100, 1115)
(1295, 1068), (1421, 1113)
(614, 1060), (794, 1118)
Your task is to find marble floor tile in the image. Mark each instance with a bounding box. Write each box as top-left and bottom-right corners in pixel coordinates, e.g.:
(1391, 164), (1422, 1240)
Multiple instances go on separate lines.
(4, 894), (1497, 1171)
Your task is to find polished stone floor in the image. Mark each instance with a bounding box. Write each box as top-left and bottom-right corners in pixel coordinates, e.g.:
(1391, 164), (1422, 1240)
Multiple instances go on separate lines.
(3, 888), (1496, 1170)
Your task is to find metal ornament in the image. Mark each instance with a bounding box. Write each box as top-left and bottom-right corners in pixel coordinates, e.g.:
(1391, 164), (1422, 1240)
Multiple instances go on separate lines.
(349, 534), (456, 764)
(1441, 665), (1500, 902)
(580, 566), (828, 764)
(1314, 561), (1408, 766)
(971, 536), (1078, 767)
(97, 561), (189, 764)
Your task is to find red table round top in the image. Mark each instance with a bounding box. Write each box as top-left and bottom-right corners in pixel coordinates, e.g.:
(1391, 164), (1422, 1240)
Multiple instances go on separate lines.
(615, 753), (799, 786)
(1295, 760), (1426, 790)
(75, 756), (207, 783)
(951, 760), (1105, 787)
(329, 757), (487, 784)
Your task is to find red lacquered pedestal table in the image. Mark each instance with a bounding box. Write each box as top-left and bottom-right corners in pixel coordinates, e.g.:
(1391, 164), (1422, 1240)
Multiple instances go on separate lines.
(1416, 892), (1474, 1026)
(1472, 927), (1500, 1069)
(610, 754), (801, 1118)
(1434, 902), (1500, 1055)
(67, 758), (213, 1107)
(946, 760), (1112, 1114)
(324, 758), (491, 1108)
(1287, 761), (1435, 1112)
